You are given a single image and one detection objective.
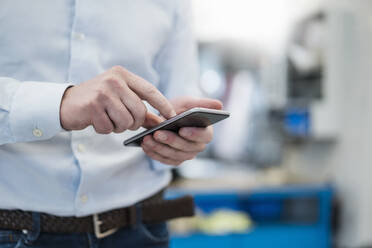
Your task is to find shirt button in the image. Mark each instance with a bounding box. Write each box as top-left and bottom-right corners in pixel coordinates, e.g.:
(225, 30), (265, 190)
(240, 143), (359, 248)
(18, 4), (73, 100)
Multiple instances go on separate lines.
(80, 194), (88, 204)
(74, 32), (85, 41)
(32, 128), (43, 137)
(77, 144), (85, 153)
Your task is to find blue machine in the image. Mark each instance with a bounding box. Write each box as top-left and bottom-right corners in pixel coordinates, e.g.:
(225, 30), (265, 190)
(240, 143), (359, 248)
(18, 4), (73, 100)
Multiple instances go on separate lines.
(168, 184), (333, 248)
(284, 108), (311, 137)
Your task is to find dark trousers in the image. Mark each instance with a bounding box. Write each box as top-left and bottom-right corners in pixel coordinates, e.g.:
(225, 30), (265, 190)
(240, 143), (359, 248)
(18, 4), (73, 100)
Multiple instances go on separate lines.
(0, 214), (169, 248)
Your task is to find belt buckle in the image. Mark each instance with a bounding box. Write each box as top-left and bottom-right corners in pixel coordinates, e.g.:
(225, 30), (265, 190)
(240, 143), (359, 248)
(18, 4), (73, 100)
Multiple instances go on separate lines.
(93, 214), (118, 239)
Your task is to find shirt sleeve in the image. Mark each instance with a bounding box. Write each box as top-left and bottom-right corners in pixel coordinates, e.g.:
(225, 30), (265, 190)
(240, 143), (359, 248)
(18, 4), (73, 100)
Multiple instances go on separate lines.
(151, 0), (201, 170)
(154, 0), (201, 99)
(0, 77), (72, 145)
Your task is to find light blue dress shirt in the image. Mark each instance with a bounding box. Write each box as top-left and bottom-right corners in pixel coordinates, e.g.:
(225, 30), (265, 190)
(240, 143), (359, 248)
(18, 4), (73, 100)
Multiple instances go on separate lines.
(0, 0), (198, 217)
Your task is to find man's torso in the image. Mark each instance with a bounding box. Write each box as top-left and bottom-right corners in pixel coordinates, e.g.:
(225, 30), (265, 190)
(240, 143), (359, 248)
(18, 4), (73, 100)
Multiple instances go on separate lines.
(0, 0), (177, 216)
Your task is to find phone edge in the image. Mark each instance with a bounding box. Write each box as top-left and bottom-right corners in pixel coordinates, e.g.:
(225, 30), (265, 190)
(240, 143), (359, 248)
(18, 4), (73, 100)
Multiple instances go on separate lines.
(123, 108), (230, 146)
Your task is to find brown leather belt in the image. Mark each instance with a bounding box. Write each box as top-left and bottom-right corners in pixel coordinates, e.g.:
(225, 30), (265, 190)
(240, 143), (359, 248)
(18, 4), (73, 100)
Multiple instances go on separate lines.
(0, 191), (194, 239)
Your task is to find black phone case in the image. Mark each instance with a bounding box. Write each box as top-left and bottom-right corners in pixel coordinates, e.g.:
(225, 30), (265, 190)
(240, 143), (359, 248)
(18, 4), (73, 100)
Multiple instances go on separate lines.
(124, 108), (230, 146)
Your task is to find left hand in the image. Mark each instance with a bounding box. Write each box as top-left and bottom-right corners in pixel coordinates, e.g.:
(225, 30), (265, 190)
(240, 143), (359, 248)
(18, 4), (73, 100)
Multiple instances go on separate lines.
(141, 96), (223, 166)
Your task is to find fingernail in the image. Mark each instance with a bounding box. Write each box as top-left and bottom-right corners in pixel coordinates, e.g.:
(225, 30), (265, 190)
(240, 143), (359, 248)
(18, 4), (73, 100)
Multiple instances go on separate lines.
(157, 132), (167, 141)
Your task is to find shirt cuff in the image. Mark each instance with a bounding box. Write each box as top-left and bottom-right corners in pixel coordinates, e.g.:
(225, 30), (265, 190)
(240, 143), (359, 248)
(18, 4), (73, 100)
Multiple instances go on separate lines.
(9, 82), (72, 143)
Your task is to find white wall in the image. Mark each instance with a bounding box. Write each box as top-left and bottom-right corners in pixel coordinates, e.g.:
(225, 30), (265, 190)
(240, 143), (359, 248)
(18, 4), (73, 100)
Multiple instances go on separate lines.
(287, 1), (372, 246)
(327, 1), (372, 246)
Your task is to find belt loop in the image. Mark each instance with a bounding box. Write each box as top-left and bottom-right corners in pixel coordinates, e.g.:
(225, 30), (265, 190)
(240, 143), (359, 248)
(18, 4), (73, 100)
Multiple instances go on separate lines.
(132, 203), (142, 228)
(23, 212), (41, 245)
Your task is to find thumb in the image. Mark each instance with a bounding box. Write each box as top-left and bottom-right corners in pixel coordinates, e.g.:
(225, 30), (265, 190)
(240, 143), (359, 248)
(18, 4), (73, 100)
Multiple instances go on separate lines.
(190, 98), (223, 110)
(173, 97), (223, 114)
(142, 112), (164, 129)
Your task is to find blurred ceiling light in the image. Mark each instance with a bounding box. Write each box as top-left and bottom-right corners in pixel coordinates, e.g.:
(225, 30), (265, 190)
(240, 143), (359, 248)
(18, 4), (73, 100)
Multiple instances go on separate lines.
(192, 0), (323, 55)
(200, 69), (225, 98)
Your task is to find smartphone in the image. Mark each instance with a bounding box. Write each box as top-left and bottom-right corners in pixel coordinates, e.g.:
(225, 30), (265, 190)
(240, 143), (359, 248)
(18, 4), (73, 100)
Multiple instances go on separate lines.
(123, 107), (230, 146)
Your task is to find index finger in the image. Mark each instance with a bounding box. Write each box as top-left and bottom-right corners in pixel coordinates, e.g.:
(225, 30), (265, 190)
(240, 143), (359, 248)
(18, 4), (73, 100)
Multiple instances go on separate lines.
(142, 112), (165, 129)
(125, 71), (176, 119)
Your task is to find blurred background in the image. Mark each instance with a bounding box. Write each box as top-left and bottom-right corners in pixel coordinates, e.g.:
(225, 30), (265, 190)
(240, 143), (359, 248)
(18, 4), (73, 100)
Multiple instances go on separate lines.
(167, 0), (372, 247)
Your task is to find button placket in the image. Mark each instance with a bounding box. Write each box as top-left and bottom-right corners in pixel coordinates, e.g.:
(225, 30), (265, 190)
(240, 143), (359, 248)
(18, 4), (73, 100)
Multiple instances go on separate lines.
(68, 0), (93, 214)
(74, 32), (85, 41)
(77, 144), (85, 153)
(80, 194), (88, 203)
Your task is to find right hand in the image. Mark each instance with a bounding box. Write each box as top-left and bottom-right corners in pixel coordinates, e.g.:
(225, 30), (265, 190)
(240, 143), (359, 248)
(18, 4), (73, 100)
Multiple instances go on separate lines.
(60, 66), (175, 134)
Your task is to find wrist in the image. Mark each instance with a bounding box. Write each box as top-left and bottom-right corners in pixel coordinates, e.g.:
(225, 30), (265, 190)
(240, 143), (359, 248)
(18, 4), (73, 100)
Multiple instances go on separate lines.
(60, 85), (74, 131)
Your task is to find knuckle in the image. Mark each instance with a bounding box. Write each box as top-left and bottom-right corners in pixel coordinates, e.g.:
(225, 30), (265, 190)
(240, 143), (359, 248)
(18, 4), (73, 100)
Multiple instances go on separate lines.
(95, 119), (114, 134)
(126, 116), (134, 129)
(121, 121), (132, 131)
(129, 126), (140, 131)
(102, 124), (113, 134)
(114, 126), (126, 133)
(94, 89), (110, 102)
(95, 126), (112, 134)
(105, 76), (123, 89)
(94, 127), (104, 134)
(87, 99), (101, 112)
(102, 129), (113, 134)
